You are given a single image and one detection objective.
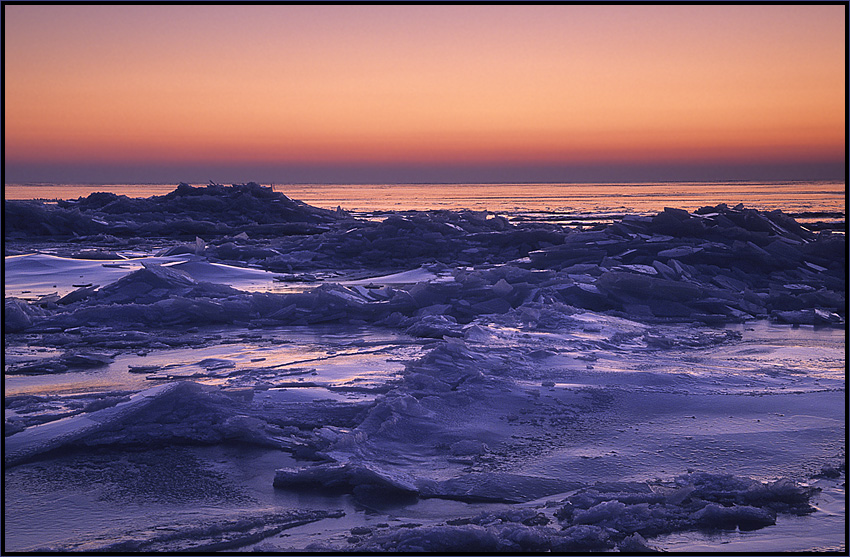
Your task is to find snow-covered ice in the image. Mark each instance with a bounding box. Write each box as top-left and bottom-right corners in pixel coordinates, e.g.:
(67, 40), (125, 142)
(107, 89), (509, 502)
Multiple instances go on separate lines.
(4, 184), (845, 552)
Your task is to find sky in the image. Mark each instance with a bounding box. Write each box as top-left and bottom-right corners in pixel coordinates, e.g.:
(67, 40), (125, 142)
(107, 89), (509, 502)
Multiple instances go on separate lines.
(4, 4), (846, 184)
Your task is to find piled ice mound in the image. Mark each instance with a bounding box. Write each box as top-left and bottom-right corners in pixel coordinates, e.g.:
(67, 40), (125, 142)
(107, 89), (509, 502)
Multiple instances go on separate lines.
(11, 200), (845, 333)
(4, 200), (110, 237)
(306, 472), (818, 552)
(23, 263), (251, 330)
(98, 262), (193, 299)
(272, 337), (572, 504)
(4, 182), (339, 239)
(5, 185), (844, 330)
(4, 381), (366, 466)
(214, 211), (562, 272)
(520, 204), (844, 325)
(4, 298), (48, 332)
(258, 202), (843, 325)
(555, 472), (817, 534)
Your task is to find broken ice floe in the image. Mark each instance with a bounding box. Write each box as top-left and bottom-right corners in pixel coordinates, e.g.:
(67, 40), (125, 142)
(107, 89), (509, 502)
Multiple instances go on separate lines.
(6, 194), (845, 334)
(3, 380), (381, 467)
(5, 350), (114, 375)
(301, 471), (819, 552)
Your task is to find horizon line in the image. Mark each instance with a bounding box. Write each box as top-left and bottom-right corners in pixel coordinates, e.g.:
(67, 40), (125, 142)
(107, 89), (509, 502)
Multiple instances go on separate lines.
(5, 178), (848, 187)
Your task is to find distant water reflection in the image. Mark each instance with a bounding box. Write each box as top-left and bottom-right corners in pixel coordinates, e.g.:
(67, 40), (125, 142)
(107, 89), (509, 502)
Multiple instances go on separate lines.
(5, 181), (844, 225)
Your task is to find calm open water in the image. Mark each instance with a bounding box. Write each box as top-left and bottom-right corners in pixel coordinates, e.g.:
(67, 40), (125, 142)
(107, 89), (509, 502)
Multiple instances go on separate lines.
(4, 181), (845, 223)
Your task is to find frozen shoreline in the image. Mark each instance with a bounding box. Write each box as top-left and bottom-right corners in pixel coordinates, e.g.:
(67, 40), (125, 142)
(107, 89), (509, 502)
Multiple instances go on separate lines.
(4, 183), (845, 552)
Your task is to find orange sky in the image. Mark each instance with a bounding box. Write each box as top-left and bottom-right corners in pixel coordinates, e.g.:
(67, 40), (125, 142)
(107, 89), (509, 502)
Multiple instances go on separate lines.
(4, 5), (846, 182)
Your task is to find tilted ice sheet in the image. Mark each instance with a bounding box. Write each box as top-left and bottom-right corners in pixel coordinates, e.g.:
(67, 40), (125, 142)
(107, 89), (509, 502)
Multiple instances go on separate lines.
(4, 253), (299, 298)
(4, 253), (456, 300)
(4, 253), (190, 298)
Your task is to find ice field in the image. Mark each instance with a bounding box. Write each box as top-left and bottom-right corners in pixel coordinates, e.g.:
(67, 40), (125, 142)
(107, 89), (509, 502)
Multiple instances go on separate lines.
(4, 183), (845, 552)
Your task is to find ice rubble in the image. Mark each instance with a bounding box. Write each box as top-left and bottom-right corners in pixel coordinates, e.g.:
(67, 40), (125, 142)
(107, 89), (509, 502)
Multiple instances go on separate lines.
(5, 190), (845, 335)
(5, 361), (831, 551)
(4, 391), (132, 436)
(267, 325), (837, 545)
(4, 186), (845, 552)
(4, 182), (338, 239)
(4, 380), (376, 467)
(4, 349), (113, 375)
(5, 189), (844, 465)
(296, 472), (819, 552)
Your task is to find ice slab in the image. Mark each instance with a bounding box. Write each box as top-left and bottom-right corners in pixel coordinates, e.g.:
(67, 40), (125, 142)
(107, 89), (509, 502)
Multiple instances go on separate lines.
(4, 253), (192, 298)
(418, 473), (583, 503)
(341, 266), (454, 286)
(171, 259), (279, 285)
(274, 462), (582, 504)
(37, 509), (346, 553)
(5, 382), (183, 466)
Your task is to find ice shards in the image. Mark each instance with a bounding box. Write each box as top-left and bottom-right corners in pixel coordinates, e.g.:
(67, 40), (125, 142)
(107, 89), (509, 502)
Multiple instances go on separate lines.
(3, 381), (340, 466)
(557, 472), (816, 537)
(6, 192), (844, 331)
(330, 472), (819, 552)
(4, 183), (339, 240)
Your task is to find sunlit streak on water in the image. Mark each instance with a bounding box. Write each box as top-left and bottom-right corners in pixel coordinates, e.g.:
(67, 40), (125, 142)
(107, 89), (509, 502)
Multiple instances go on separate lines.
(5, 181), (845, 218)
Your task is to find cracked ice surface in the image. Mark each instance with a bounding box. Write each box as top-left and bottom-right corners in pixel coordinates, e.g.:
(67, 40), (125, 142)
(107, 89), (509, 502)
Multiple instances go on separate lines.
(4, 184), (845, 552)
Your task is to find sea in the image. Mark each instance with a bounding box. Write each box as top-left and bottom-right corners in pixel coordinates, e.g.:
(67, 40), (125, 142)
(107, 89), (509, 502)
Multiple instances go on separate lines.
(4, 181), (846, 228)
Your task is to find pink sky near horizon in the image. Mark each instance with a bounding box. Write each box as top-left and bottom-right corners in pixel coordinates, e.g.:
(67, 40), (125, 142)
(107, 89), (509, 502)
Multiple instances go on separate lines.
(4, 4), (846, 182)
